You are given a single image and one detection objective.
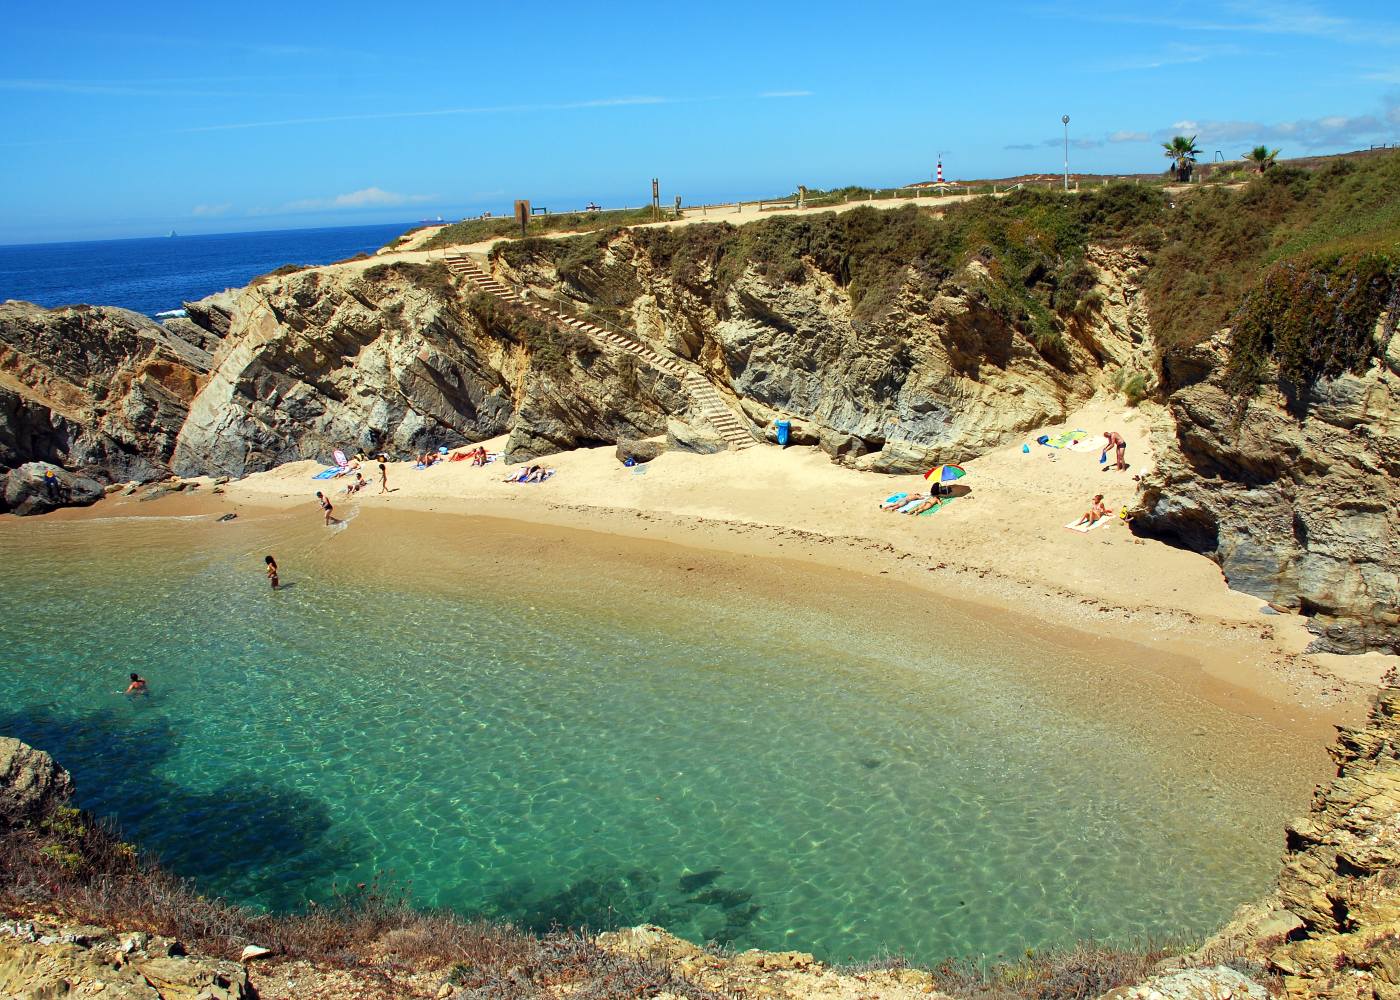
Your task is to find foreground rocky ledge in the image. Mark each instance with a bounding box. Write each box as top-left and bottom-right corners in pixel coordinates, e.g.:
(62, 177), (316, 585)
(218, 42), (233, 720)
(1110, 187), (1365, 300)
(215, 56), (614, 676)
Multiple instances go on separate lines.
(2, 686), (1398, 999)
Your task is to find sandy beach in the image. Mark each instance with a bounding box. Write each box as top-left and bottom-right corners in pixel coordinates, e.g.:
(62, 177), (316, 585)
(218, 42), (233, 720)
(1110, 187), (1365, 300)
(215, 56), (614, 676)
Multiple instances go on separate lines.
(47, 393), (1396, 753)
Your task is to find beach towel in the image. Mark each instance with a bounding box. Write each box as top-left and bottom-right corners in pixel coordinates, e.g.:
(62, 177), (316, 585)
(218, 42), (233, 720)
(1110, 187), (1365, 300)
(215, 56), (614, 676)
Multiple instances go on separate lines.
(1038, 429), (1090, 449)
(312, 467), (343, 480)
(1064, 516), (1113, 533)
(892, 498), (925, 513)
(508, 469), (555, 484)
(1068, 437), (1103, 453)
(880, 492), (909, 508)
(916, 496), (957, 516)
(631, 465), (649, 476)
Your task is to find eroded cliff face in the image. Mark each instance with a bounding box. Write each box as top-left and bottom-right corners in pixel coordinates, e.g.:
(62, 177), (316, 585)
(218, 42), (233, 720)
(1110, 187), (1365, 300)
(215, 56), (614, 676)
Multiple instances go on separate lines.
(1136, 329), (1400, 654)
(497, 231), (1154, 472)
(0, 301), (211, 493)
(170, 261), (696, 478)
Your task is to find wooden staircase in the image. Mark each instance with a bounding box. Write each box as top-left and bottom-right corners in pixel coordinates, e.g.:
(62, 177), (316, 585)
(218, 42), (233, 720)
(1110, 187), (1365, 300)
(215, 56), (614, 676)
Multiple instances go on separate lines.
(443, 252), (758, 451)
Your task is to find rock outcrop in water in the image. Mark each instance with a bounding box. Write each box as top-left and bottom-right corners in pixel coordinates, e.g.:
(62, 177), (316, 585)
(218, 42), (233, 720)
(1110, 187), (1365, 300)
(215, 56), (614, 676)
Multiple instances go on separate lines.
(0, 300), (214, 507)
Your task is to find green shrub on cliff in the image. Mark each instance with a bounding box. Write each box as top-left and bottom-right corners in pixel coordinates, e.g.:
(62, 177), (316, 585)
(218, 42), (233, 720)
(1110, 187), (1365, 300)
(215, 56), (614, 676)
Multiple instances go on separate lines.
(1147, 151), (1400, 354)
(499, 185), (1165, 362)
(1223, 251), (1397, 407)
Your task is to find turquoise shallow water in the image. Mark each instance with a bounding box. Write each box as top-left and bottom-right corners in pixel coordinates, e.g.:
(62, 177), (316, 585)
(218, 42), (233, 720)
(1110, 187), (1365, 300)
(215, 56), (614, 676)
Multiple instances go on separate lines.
(0, 507), (1306, 961)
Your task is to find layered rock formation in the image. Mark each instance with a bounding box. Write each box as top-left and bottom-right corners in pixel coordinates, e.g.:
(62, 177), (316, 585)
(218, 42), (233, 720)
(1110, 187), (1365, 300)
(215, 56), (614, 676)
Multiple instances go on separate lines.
(1136, 328), (1399, 654)
(0, 301), (214, 508)
(1268, 684), (1400, 998)
(170, 262), (696, 477)
(495, 231), (1154, 473)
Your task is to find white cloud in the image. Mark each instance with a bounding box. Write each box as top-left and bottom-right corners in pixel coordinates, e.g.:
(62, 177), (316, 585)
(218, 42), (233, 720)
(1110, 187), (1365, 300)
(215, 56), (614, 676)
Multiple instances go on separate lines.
(332, 187), (429, 208)
(1108, 130), (1150, 143)
(276, 187), (435, 214)
(190, 203), (232, 217)
(1151, 96), (1400, 150)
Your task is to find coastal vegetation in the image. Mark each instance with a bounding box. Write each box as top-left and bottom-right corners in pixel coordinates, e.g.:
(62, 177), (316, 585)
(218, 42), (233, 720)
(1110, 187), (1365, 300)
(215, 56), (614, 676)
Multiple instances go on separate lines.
(498, 183), (1166, 359)
(491, 150), (1400, 408)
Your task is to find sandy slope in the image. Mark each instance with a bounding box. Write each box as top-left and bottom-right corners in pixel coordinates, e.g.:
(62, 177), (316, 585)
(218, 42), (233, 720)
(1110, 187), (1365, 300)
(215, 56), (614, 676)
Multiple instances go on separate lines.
(153, 393), (1392, 741)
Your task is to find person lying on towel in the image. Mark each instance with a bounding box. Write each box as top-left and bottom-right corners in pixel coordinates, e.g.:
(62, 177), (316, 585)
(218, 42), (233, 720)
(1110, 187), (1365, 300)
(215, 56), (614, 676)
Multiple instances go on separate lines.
(904, 495), (942, 515)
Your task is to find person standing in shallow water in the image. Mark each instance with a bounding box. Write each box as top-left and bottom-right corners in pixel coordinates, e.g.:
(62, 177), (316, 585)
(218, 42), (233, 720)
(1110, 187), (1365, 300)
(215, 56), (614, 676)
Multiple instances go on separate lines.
(316, 491), (336, 525)
(124, 673), (148, 695)
(265, 555), (279, 590)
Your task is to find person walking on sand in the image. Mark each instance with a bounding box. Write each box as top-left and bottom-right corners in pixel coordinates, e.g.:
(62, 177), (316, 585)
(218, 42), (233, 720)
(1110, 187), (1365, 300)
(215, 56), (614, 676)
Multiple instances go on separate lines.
(316, 491), (336, 525)
(378, 455), (389, 493)
(1101, 431), (1127, 471)
(124, 673), (148, 695)
(265, 555), (280, 590)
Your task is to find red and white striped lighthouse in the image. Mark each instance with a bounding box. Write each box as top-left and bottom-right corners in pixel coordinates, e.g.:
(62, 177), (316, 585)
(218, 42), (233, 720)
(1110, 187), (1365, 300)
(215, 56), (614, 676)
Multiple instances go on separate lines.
(936, 158), (944, 184)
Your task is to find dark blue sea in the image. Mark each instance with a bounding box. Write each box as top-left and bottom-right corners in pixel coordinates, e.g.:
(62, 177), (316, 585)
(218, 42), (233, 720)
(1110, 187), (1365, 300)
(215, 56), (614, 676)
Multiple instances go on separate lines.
(0, 222), (417, 318)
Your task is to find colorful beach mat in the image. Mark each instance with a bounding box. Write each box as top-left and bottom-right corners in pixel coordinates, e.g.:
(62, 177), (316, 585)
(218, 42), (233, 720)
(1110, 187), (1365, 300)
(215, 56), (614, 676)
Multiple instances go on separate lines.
(1038, 429), (1090, 449)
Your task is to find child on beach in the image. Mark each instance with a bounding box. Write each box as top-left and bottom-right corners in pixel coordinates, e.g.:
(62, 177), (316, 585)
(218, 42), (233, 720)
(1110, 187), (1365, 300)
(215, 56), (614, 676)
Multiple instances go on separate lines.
(315, 491), (336, 525)
(378, 456), (388, 493)
(265, 555), (279, 590)
(124, 673), (148, 695)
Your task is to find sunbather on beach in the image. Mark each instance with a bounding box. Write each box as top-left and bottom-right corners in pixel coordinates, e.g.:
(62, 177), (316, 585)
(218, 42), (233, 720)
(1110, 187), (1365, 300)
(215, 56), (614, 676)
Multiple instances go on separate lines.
(1077, 494), (1110, 526)
(883, 493), (925, 511)
(905, 495), (942, 515)
(524, 465), (546, 483)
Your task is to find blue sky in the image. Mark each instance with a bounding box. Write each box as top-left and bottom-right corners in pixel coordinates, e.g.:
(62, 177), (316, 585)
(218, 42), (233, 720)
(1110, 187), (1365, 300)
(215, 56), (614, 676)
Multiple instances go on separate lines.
(3, 0), (1398, 244)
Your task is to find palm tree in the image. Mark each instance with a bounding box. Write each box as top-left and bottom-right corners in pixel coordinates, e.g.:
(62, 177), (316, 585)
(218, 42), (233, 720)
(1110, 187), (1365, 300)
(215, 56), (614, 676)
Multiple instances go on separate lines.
(1161, 134), (1201, 182)
(1244, 145), (1281, 173)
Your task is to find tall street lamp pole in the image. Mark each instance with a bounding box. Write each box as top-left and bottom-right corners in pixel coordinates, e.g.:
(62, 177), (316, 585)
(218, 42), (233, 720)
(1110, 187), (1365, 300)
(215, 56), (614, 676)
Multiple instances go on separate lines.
(1062, 115), (1071, 191)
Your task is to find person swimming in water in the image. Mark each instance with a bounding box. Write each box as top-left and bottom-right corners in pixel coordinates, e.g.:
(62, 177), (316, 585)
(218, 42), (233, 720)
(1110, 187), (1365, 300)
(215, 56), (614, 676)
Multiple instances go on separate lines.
(125, 673), (148, 695)
(265, 554), (279, 589)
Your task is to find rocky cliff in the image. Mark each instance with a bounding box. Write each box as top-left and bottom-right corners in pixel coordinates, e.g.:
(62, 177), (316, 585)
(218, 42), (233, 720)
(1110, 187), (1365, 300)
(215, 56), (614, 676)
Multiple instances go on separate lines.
(1135, 318), (1399, 654)
(0, 301), (213, 510)
(1200, 684), (1400, 999)
(493, 224), (1155, 472)
(169, 261), (702, 478)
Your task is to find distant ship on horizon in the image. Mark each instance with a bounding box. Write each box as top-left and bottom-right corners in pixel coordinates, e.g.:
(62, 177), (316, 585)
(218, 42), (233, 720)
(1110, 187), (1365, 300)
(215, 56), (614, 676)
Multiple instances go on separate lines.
(168, 230), (177, 238)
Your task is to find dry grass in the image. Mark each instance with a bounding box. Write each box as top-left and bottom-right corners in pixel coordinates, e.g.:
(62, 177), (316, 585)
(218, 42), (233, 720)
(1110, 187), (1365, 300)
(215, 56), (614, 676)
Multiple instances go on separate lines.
(922, 942), (1180, 1000)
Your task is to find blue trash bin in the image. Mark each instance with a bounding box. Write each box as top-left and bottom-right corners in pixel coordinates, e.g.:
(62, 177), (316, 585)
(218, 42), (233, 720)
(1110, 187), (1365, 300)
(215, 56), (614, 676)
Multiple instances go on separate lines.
(775, 420), (791, 447)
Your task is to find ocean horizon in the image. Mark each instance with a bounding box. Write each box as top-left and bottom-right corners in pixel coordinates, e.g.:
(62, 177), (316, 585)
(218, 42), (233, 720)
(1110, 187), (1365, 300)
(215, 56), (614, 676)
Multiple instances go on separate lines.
(0, 220), (421, 318)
